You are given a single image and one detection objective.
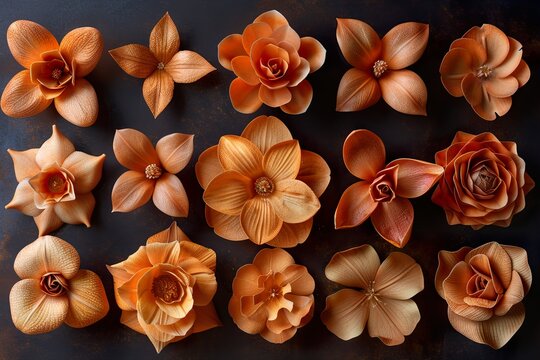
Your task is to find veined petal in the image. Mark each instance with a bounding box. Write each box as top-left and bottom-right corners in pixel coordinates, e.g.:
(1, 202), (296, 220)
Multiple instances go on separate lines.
(461, 73), (512, 121)
(205, 207), (248, 241)
(334, 181), (377, 229)
(336, 18), (381, 69)
(379, 69), (427, 116)
(218, 34), (246, 70)
(240, 197), (283, 245)
(336, 68), (381, 112)
(64, 270), (109, 328)
(149, 12), (180, 64)
(152, 173), (189, 217)
(374, 252), (424, 299)
(218, 135), (263, 178)
(34, 206), (64, 236)
(280, 79), (313, 114)
(146, 242), (180, 265)
(343, 129), (385, 180)
(1, 70), (51, 118)
(386, 158), (443, 198)
(165, 50), (216, 83)
(381, 22), (429, 69)
(367, 298), (420, 345)
(7, 148), (39, 182)
(229, 77), (262, 114)
(54, 79), (98, 127)
(298, 37), (326, 73)
(203, 170), (253, 215)
(484, 76), (518, 98)
(263, 140), (301, 182)
(192, 272), (217, 306)
(270, 179), (320, 223)
(7, 20), (59, 68)
(109, 44), (158, 78)
(501, 245), (532, 294)
(325, 244), (380, 288)
(435, 247), (471, 298)
(178, 241), (217, 271)
(156, 133), (193, 174)
(111, 171), (155, 212)
(195, 146), (222, 189)
(54, 192), (95, 227)
(241, 115), (293, 154)
(321, 289), (369, 340)
(297, 150), (330, 197)
(113, 128), (159, 172)
(59, 27), (103, 77)
(143, 69), (174, 118)
(120, 310), (145, 334)
(371, 197), (414, 248)
(62, 152), (105, 193)
(5, 180), (42, 216)
(267, 218), (313, 248)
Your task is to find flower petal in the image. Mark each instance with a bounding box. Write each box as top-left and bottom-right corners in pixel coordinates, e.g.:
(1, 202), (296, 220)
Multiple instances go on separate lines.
(242, 22), (273, 53)
(270, 179), (320, 223)
(7, 148), (39, 182)
(325, 244), (380, 288)
(259, 86), (292, 107)
(152, 173), (189, 217)
(35, 126), (74, 169)
(192, 272), (217, 306)
(386, 158), (443, 198)
(254, 10), (289, 30)
(241, 115), (293, 154)
(1, 70), (51, 118)
(240, 198), (283, 245)
(280, 79), (313, 114)
(179, 240), (217, 272)
(113, 128), (159, 172)
(143, 69), (174, 118)
(484, 76), (518, 98)
(296, 150), (330, 197)
(381, 22), (429, 69)
(298, 37), (326, 73)
(321, 289), (369, 340)
(59, 27), (103, 77)
(336, 68), (381, 112)
(34, 206), (64, 236)
(203, 170), (253, 215)
(371, 197), (414, 248)
(379, 69), (427, 116)
(336, 18), (381, 69)
(109, 44), (158, 78)
(343, 129), (386, 180)
(253, 248), (295, 274)
(435, 247), (471, 298)
(149, 12), (180, 64)
(64, 270), (109, 328)
(146, 242), (180, 266)
(156, 133), (193, 174)
(229, 56), (259, 87)
(512, 60), (530, 87)
(62, 152), (105, 193)
(54, 78), (98, 127)
(267, 218), (312, 248)
(218, 34), (246, 70)
(461, 73), (512, 121)
(147, 221), (190, 244)
(111, 171), (155, 212)
(191, 303), (222, 333)
(165, 50), (216, 83)
(335, 181), (377, 229)
(501, 245), (532, 294)
(229, 77), (262, 113)
(228, 296), (266, 334)
(195, 146), (222, 189)
(120, 310), (145, 334)
(440, 47), (475, 97)
(464, 24), (510, 68)
(205, 207), (248, 241)
(218, 135), (263, 178)
(494, 271), (524, 316)
(263, 140), (301, 182)
(7, 20), (58, 68)
(54, 192), (95, 227)
(367, 298), (420, 345)
(494, 37), (523, 78)
(5, 180), (41, 216)
(464, 242), (513, 288)
(374, 252), (424, 299)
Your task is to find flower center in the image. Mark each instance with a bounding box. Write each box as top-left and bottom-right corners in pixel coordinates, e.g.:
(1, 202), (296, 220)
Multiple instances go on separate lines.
(157, 62), (165, 70)
(51, 68), (63, 80)
(47, 173), (67, 193)
(40, 272), (68, 296)
(145, 163), (162, 179)
(477, 64), (492, 79)
(373, 60), (388, 78)
(471, 165), (499, 194)
(254, 177), (274, 196)
(152, 274), (181, 303)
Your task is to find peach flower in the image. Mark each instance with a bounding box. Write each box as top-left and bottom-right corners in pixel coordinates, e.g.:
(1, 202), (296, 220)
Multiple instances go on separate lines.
(335, 130), (443, 247)
(1, 20), (102, 127)
(110, 12), (215, 118)
(107, 222), (221, 353)
(10, 235), (109, 334)
(321, 245), (423, 345)
(111, 129), (193, 217)
(440, 24), (530, 121)
(432, 132), (534, 229)
(5, 125), (105, 235)
(195, 115), (330, 247)
(435, 242), (532, 349)
(336, 19), (428, 115)
(229, 248), (314, 343)
(218, 10), (326, 114)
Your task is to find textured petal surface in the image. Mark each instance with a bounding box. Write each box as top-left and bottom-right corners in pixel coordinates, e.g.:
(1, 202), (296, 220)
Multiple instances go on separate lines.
(381, 22), (429, 69)
(7, 148), (39, 182)
(336, 68), (381, 112)
(336, 18), (381, 69)
(218, 135), (263, 178)
(263, 140), (301, 182)
(335, 181), (377, 229)
(367, 298), (420, 345)
(113, 128), (159, 172)
(205, 207), (248, 241)
(240, 197), (283, 245)
(165, 50), (216, 83)
(111, 171), (154, 212)
(386, 158), (443, 198)
(152, 173), (189, 217)
(64, 270), (109, 328)
(54, 192), (95, 227)
(109, 44), (158, 78)
(270, 179), (320, 223)
(7, 20), (59, 68)
(280, 80), (313, 114)
(374, 252), (424, 299)
(371, 197), (414, 248)
(203, 171), (253, 215)
(149, 12), (180, 63)
(54, 78), (98, 127)
(156, 133), (193, 174)
(325, 244), (380, 288)
(59, 27), (103, 77)
(62, 152), (105, 193)
(5, 180), (41, 216)
(1, 70), (51, 118)
(266, 218), (313, 248)
(143, 69), (174, 118)
(241, 115), (293, 154)
(297, 150), (331, 197)
(195, 146), (222, 189)
(379, 69), (427, 116)
(321, 289), (369, 340)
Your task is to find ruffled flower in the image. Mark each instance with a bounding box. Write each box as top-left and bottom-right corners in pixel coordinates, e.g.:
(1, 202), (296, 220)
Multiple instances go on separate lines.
(195, 115), (330, 247)
(218, 10), (326, 114)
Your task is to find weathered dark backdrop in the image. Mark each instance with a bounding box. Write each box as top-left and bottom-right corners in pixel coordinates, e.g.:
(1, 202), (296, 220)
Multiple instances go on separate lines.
(0, 0), (538, 359)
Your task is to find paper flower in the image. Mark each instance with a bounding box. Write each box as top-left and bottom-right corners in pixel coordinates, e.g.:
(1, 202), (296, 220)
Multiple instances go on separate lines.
(229, 248), (314, 343)
(321, 245), (423, 345)
(5, 125), (105, 235)
(111, 128), (193, 217)
(10, 235), (109, 334)
(334, 130), (443, 247)
(432, 132), (534, 229)
(107, 222), (221, 353)
(217, 10), (326, 114)
(336, 19), (428, 115)
(1, 20), (102, 127)
(440, 24), (530, 121)
(109, 12), (216, 118)
(436, 242), (531, 349)
(195, 115), (330, 247)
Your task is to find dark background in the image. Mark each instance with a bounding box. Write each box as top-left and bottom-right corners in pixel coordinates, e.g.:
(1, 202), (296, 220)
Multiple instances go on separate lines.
(0, 0), (538, 359)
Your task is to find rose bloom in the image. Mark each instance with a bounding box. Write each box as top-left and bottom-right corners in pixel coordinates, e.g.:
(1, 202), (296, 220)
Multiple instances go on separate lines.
(432, 131), (534, 229)
(436, 242), (532, 349)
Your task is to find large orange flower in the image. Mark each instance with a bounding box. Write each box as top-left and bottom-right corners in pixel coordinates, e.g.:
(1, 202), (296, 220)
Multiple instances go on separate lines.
(218, 10), (326, 114)
(229, 248), (315, 343)
(5, 125), (105, 235)
(321, 245), (424, 345)
(440, 24), (530, 121)
(435, 242), (532, 349)
(336, 19), (428, 115)
(195, 115), (330, 247)
(335, 130), (443, 247)
(107, 222), (221, 353)
(1, 20), (102, 127)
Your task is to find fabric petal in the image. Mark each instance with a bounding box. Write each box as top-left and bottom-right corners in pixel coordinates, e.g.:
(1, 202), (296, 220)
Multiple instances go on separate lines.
(367, 298), (420, 345)
(152, 173), (189, 217)
(1, 70), (51, 118)
(342, 129), (386, 180)
(7, 20), (59, 68)
(54, 78), (98, 127)
(111, 171), (155, 212)
(218, 135), (263, 178)
(229, 77), (262, 113)
(62, 152), (105, 193)
(374, 252), (424, 299)
(336, 68), (381, 112)
(54, 192), (95, 227)
(165, 50), (216, 83)
(205, 207), (248, 241)
(64, 270), (109, 328)
(270, 179), (320, 223)
(241, 115), (293, 154)
(109, 44), (158, 78)
(321, 289), (369, 340)
(381, 22), (429, 69)
(142, 69), (174, 118)
(386, 158), (443, 198)
(59, 27), (103, 77)
(371, 197), (414, 248)
(336, 18), (381, 69)
(335, 181), (377, 229)
(298, 37), (326, 73)
(5, 180), (42, 216)
(280, 79), (313, 114)
(203, 170), (253, 216)
(379, 69), (427, 116)
(149, 12), (180, 64)
(263, 140), (301, 182)
(217, 34), (246, 70)
(156, 133), (193, 174)
(240, 198), (283, 245)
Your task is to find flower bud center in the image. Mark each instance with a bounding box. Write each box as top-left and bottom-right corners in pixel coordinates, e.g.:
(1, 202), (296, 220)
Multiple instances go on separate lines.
(152, 274), (181, 303)
(254, 177), (274, 196)
(51, 68), (63, 80)
(47, 173), (67, 193)
(40, 272), (68, 296)
(471, 165), (499, 194)
(157, 62), (165, 70)
(145, 163), (162, 179)
(373, 60), (388, 78)
(477, 64), (492, 79)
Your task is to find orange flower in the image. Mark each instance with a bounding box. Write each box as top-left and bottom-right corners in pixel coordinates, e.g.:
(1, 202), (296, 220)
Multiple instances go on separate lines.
(335, 130), (443, 247)
(440, 24), (530, 121)
(1, 20), (102, 127)
(321, 245), (423, 345)
(195, 115), (330, 247)
(435, 242), (532, 349)
(336, 19), (428, 115)
(10, 235), (109, 334)
(218, 10), (326, 114)
(229, 248), (314, 343)
(110, 12), (215, 118)
(107, 222), (221, 353)
(432, 132), (534, 229)
(111, 129), (193, 217)
(5, 125), (105, 235)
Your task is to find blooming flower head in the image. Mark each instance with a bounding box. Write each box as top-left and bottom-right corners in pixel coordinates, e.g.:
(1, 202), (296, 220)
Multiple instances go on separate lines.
(1, 20), (103, 126)
(218, 10), (326, 114)
(5, 125), (105, 235)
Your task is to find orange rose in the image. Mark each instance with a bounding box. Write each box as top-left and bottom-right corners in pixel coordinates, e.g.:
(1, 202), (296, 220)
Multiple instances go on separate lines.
(436, 242), (532, 349)
(432, 132), (534, 228)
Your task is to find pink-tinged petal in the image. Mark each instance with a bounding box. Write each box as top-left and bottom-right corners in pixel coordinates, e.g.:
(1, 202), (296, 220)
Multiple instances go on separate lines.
(113, 128), (159, 172)
(381, 22), (429, 69)
(298, 37), (326, 73)
(280, 79), (313, 114)
(511, 60), (530, 87)
(371, 197), (414, 248)
(270, 179), (320, 223)
(386, 158), (443, 198)
(240, 197), (283, 245)
(59, 27), (103, 77)
(1, 70), (51, 118)
(156, 133), (193, 174)
(266, 218), (313, 248)
(297, 150), (331, 197)
(54, 192), (95, 227)
(34, 207), (64, 236)
(109, 44), (158, 78)
(218, 34), (246, 70)
(203, 170), (253, 216)
(242, 22), (272, 53)
(62, 152), (105, 193)
(205, 207), (248, 241)
(259, 86), (292, 108)
(164, 50), (216, 83)
(434, 247), (471, 298)
(152, 173), (189, 217)
(142, 69), (174, 118)
(440, 48), (474, 97)
(254, 10), (289, 30)
(263, 140), (301, 182)
(336, 68), (381, 112)
(494, 37), (523, 78)
(367, 298), (420, 345)
(5, 180), (42, 216)
(231, 55), (260, 86)
(229, 77), (263, 114)
(149, 12), (180, 64)
(321, 289), (369, 340)
(374, 252), (424, 299)
(7, 20), (59, 68)
(325, 244), (381, 288)
(111, 171), (155, 212)
(342, 129), (386, 180)
(335, 181), (377, 229)
(240, 115), (293, 154)
(484, 76), (518, 98)
(35, 125), (75, 168)
(336, 18), (381, 69)
(218, 135), (263, 178)
(7, 148), (39, 182)
(464, 24), (510, 68)
(54, 79), (98, 127)
(195, 146), (222, 190)
(379, 69), (427, 116)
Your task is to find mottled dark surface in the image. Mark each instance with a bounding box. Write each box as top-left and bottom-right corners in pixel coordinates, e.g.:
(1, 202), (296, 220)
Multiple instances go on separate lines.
(0, 0), (538, 359)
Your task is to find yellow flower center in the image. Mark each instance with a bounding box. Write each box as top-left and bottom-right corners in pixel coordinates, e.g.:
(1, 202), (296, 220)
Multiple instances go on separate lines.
(40, 272), (68, 296)
(145, 163), (162, 179)
(477, 64), (492, 79)
(157, 62), (165, 70)
(47, 173), (67, 193)
(152, 274), (181, 303)
(254, 176), (274, 196)
(51, 68), (63, 80)
(373, 60), (388, 78)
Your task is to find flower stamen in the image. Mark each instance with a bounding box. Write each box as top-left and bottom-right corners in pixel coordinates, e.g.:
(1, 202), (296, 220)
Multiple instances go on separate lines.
(254, 177), (274, 196)
(373, 60), (388, 78)
(157, 62), (165, 70)
(152, 274), (181, 303)
(477, 64), (492, 79)
(145, 164), (162, 179)
(51, 68), (63, 80)
(47, 173), (67, 193)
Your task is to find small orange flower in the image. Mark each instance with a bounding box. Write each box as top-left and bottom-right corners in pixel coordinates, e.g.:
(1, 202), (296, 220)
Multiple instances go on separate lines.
(440, 24), (530, 121)
(321, 245), (424, 345)
(195, 115), (330, 247)
(5, 125), (105, 235)
(107, 222), (221, 353)
(1, 20), (103, 126)
(111, 129), (193, 217)
(229, 248), (315, 343)
(10, 235), (109, 334)
(435, 242), (532, 349)
(218, 10), (326, 114)
(110, 12), (216, 118)
(335, 130), (443, 247)
(336, 19), (429, 115)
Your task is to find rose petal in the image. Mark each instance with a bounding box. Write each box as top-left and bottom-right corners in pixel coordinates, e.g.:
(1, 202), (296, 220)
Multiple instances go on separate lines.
(464, 24), (510, 68)
(367, 298), (420, 345)
(149, 12), (180, 64)
(439, 48), (474, 97)
(54, 78), (98, 127)
(109, 44), (158, 78)
(298, 37), (326, 73)
(5, 180), (41, 216)
(203, 170), (253, 215)
(336, 68), (381, 112)
(511, 60), (530, 87)
(240, 198), (283, 245)
(229, 77), (262, 113)
(465, 242), (513, 288)
(494, 271), (524, 316)
(374, 252), (424, 299)
(152, 173), (189, 217)
(64, 270), (109, 328)
(336, 18), (381, 69)
(165, 50), (216, 83)
(34, 206), (64, 236)
(253, 248), (295, 274)
(113, 128), (159, 172)
(381, 22), (429, 69)
(242, 22), (273, 53)
(218, 135), (263, 178)
(386, 158), (443, 198)
(156, 133), (193, 174)
(343, 129), (386, 180)
(218, 34), (246, 70)
(259, 86), (292, 107)
(501, 245), (532, 294)
(379, 69), (427, 116)
(62, 152), (105, 193)
(1, 70), (51, 118)
(280, 79), (313, 114)
(54, 192), (95, 227)
(435, 247), (471, 298)
(371, 197), (414, 248)
(142, 69), (174, 118)
(7, 20), (59, 68)
(321, 289), (369, 340)
(334, 181), (377, 229)
(263, 140), (301, 182)
(230, 55), (260, 86)
(254, 10), (289, 30)
(195, 146), (222, 189)
(266, 219), (313, 248)
(270, 179), (320, 223)
(271, 25), (301, 50)
(111, 171), (155, 212)
(205, 207), (248, 241)
(325, 244), (380, 288)
(241, 115), (293, 154)
(59, 27), (103, 77)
